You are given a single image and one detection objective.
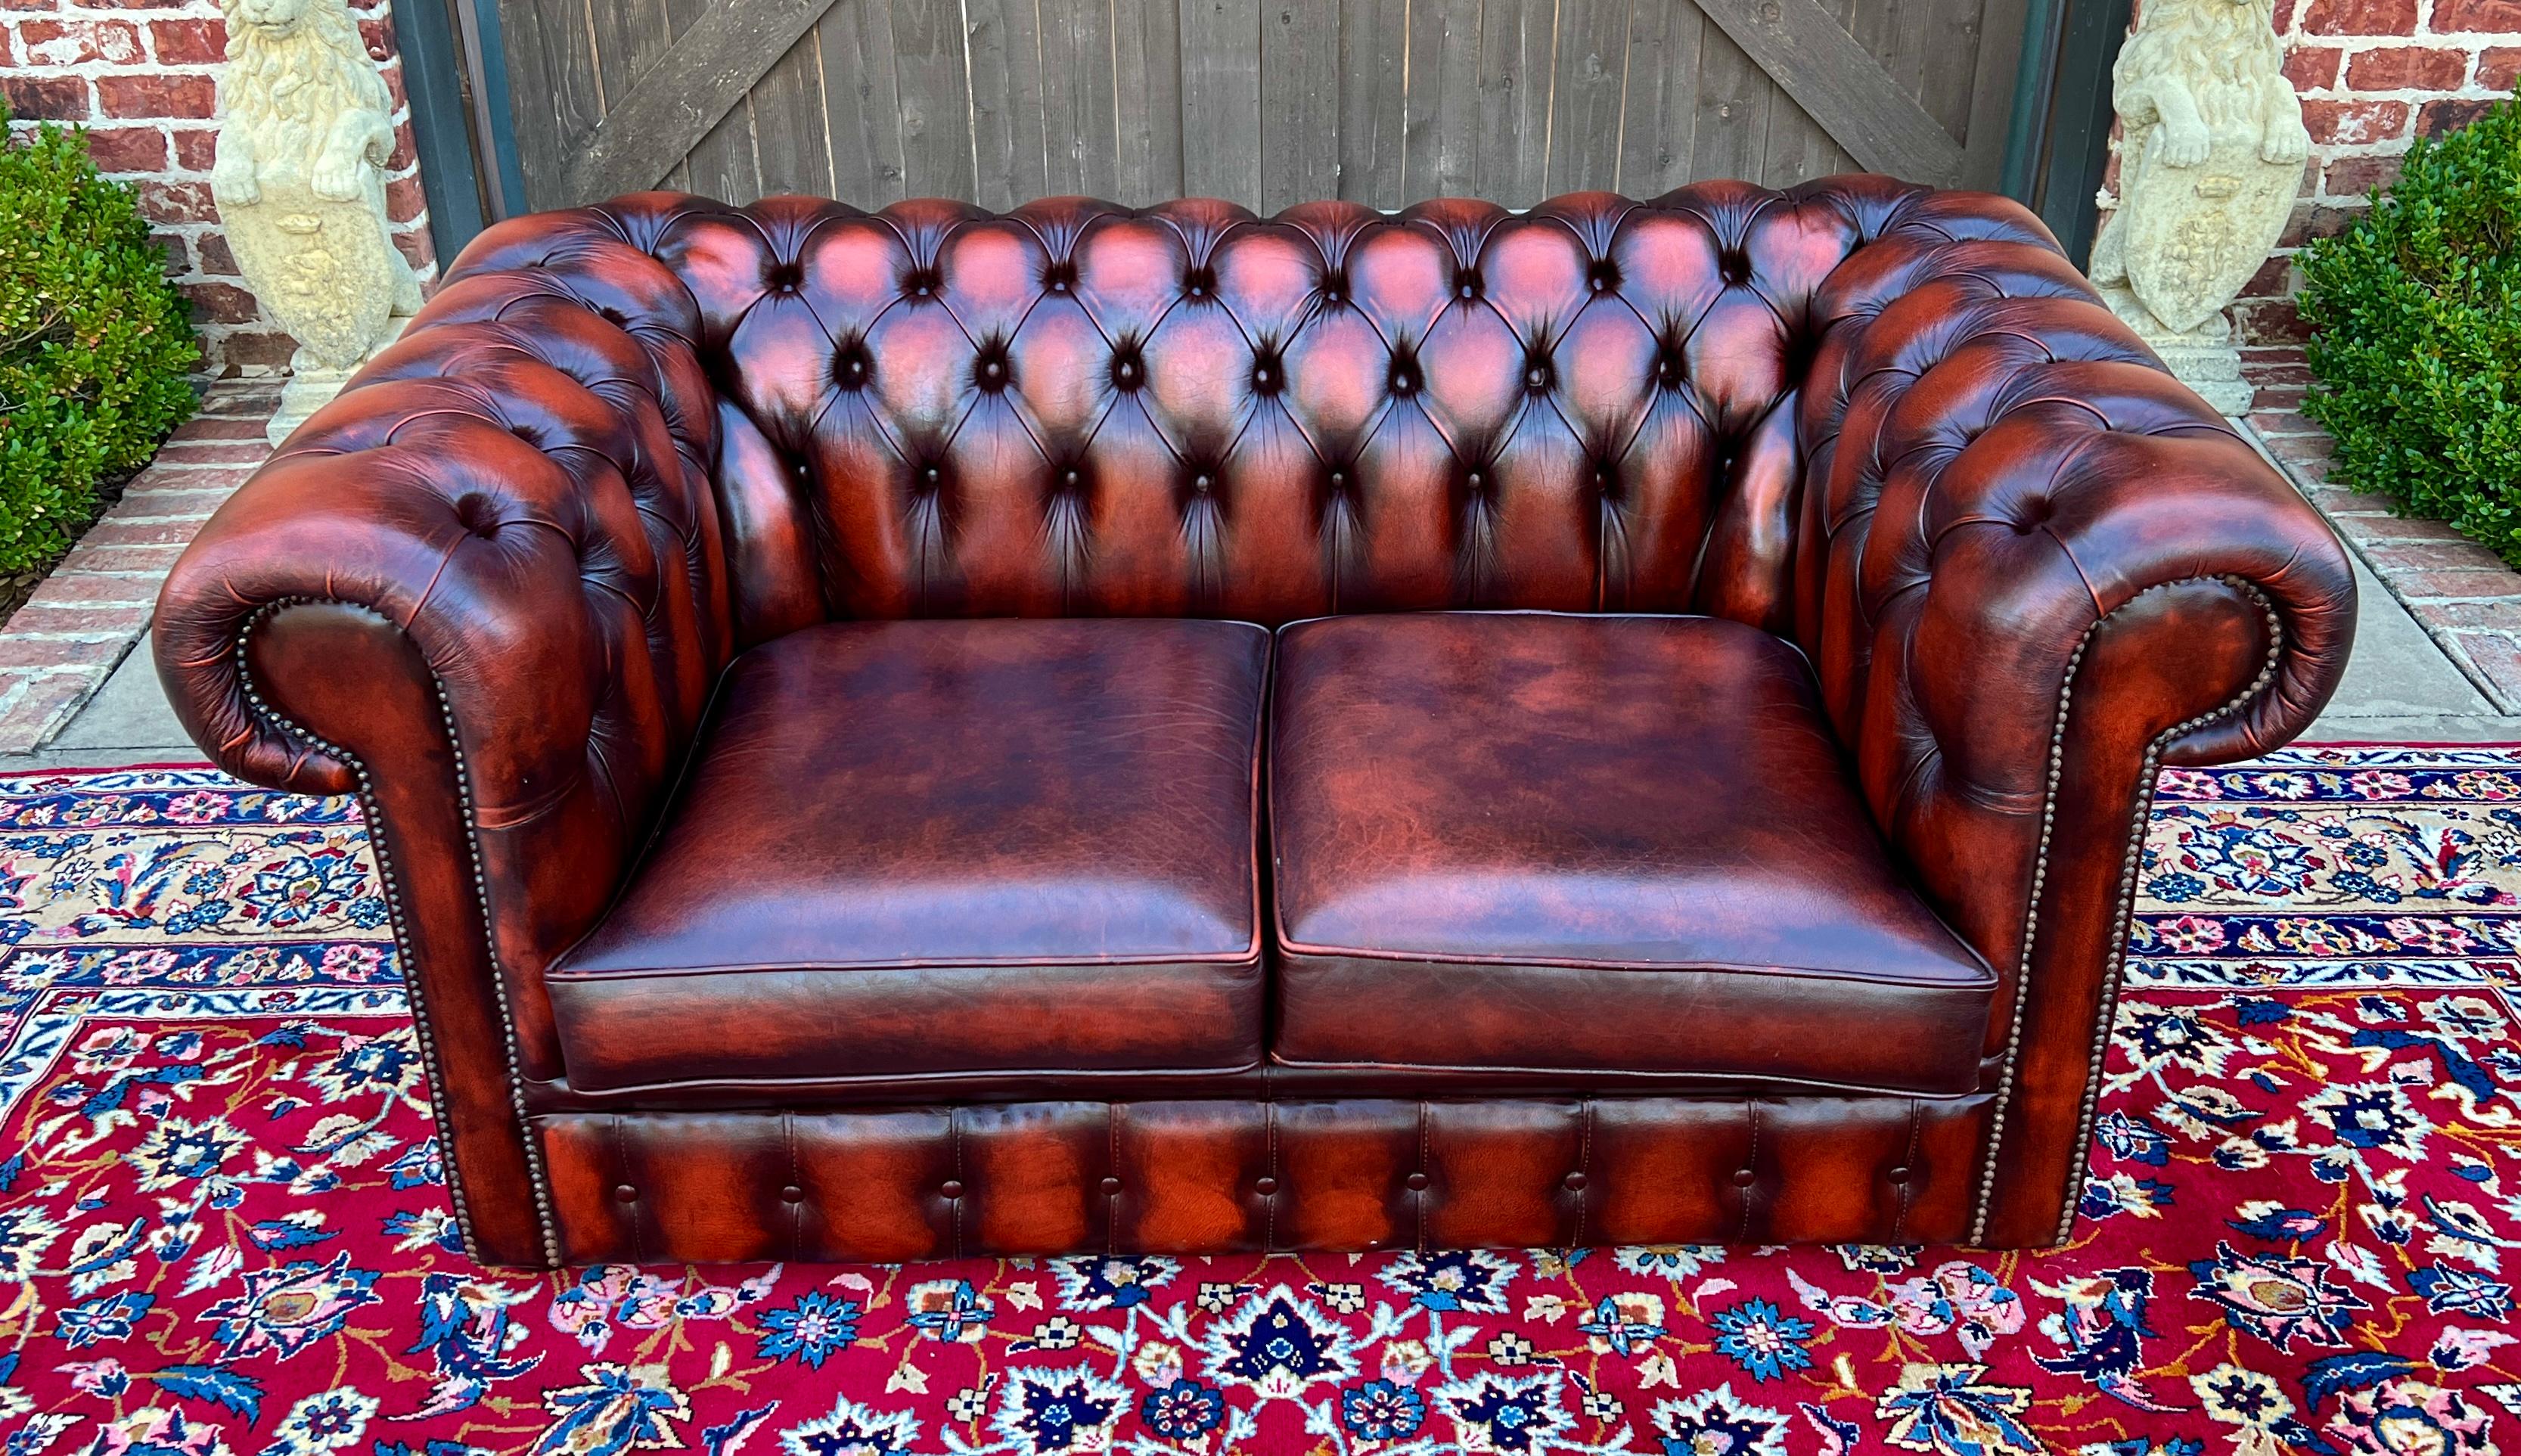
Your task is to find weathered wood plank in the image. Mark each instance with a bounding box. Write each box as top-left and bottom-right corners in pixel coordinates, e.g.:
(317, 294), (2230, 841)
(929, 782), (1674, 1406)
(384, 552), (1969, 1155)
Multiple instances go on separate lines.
(1336, 0), (1406, 207)
(1690, 21), (1768, 183)
(751, 32), (834, 196)
(1548, 0), (1632, 194)
(502, 0), (609, 203)
(1476, 0), (1555, 205)
(557, 0), (843, 202)
(1113, 0), (1185, 203)
(685, 99), (765, 202)
(818, 0), (909, 203)
(1181, 0), (1263, 203)
(1686, 0), (1964, 183)
(1261, 0), (1342, 212)
(1958, 0), (2021, 190)
(1402, 0), (1479, 200)
(1761, 88), (1854, 185)
(891, 0), (979, 197)
(1616, 0), (1704, 196)
(1039, 0), (1122, 197)
(966, 0), (1051, 207)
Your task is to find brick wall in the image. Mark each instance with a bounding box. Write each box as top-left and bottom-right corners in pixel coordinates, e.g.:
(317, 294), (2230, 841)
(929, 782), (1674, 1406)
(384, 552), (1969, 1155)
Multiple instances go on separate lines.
(0, 0), (436, 374)
(2100, 0), (2516, 346)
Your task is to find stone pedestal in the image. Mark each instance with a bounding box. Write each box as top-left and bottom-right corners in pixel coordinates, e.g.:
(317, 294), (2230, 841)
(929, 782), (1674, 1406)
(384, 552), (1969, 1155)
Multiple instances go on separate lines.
(2099, 283), (2256, 417)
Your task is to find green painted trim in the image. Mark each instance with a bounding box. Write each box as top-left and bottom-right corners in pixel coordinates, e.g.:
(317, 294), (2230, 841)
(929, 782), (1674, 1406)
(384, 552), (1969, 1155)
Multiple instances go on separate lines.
(1999, 0), (2063, 204)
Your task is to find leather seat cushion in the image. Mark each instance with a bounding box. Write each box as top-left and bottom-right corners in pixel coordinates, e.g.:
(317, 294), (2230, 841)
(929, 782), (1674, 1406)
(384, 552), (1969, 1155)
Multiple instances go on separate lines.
(1268, 613), (1996, 1094)
(548, 618), (1270, 1092)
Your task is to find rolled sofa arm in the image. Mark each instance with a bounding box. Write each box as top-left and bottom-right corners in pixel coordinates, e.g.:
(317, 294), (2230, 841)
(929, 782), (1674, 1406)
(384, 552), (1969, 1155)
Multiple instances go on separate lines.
(153, 217), (734, 1265)
(1792, 194), (2358, 1246)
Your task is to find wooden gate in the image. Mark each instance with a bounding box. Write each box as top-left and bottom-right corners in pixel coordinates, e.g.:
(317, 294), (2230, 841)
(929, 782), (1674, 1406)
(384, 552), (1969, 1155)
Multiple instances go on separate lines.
(496, 0), (2026, 214)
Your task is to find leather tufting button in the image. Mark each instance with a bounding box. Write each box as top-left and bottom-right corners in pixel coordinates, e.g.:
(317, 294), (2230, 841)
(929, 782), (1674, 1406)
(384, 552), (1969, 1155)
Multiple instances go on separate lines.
(1887, 1166), (1911, 1185)
(1732, 1168), (1756, 1187)
(1101, 1176), (1123, 1195)
(1253, 1176), (1278, 1196)
(780, 1184), (804, 1203)
(613, 1184), (637, 1203)
(1063, 469), (1082, 490)
(1193, 473), (1213, 493)
(1526, 365), (1549, 390)
(1328, 470), (1347, 490)
(1113, 357), (1141, 390)
(1562, 1172), (1586, 1191)
(1405, 1172), (1430, 1191)
(939, 1179), (964, 1199)
(1465, 471), (1484, 491)
(921, 467), (941, 486)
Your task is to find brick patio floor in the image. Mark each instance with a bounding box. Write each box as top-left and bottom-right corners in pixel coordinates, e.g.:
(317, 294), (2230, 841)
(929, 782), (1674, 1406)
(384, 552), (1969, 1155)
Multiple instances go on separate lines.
(2242, 346), (2521, 714)
(0, 381), (276, 753)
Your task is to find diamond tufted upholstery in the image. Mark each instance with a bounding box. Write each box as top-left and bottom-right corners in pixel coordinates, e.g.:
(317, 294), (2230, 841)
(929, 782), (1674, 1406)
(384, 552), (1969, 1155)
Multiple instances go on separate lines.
(154, 176), (2355, 1266)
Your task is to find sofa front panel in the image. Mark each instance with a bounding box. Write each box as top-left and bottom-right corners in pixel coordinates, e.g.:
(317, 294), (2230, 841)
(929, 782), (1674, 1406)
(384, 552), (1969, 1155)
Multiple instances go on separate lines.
(535, 1093), (1989, 1264)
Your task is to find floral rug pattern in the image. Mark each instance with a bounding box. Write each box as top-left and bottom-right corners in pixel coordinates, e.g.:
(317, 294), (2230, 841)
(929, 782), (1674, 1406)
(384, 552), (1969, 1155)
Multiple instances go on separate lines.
(4, 748), (2521, 1454)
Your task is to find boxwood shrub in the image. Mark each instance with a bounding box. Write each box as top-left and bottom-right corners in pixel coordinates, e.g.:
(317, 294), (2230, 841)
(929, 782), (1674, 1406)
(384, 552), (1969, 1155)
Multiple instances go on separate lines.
(0, 103), (198, 576)
(2299, 99), (2521, 563)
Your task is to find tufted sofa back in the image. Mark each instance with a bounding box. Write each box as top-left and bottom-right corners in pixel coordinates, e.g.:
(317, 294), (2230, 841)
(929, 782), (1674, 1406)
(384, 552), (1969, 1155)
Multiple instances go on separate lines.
(445, 177), (2073, 650)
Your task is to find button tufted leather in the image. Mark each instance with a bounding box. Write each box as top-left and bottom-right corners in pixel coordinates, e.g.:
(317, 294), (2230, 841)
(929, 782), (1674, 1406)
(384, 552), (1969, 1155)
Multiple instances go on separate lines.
(151, 175), (2355, 1266)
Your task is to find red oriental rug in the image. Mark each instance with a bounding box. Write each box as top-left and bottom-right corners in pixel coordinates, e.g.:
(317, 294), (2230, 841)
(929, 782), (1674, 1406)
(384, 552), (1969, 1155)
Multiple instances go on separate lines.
(4, 747), (2521, 1455)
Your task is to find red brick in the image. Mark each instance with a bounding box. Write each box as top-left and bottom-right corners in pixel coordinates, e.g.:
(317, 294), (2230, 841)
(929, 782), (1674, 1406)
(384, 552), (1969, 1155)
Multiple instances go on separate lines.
(0, 0), (60, 11)
(2, 75), (87, 120)
(2301, 99), (2411, 144)
(56, 542), (185, 575)
(356, 14), (393, 57)
(2234, 297), (2315, 346)
(17, 578), (157, 615)
(2392, 569), (2521, 598)
(2302, 0), (2417, 31)
(2361, 539), (2513, 572)
(0, 604), (153, 641)
(0, 672), (99, 753)
(2346, 45), (2469, 88)
(0, 637), (128, 672)
(2420, 98), (2498, 138)
(98, 72), (214, 119)
(135, 179), (215, 224)
(171, 125), (214, 171)
(77, 124), (166, 174)
(2324, 154), (2401, 197)
(2238, 254), (2296, 300)
(2482, 47), (2521, 89)
(194, 231), (238, 275)
(182, 281), (260, 324)
(17, 16), (142, 64)
(2340, 514), (2474, 543)
(2284, 45), (2344, 89)
(147, 16), (220, 62)
(2413, 601), (2521, 630)
(2445, 633), (2521, 705)
(151, 440), (269, 465)
(168, 415), (269, 442)
(379, 174), (424, 225)
(2435, 0), (2521, 29)
(216, 331), (298, 369)
(75, 517), (204, 548)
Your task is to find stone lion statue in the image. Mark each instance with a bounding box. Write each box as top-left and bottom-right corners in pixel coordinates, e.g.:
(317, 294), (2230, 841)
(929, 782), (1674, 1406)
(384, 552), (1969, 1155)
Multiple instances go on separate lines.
(2088, 0), (2310, 411)
(211, 0), (424, 442)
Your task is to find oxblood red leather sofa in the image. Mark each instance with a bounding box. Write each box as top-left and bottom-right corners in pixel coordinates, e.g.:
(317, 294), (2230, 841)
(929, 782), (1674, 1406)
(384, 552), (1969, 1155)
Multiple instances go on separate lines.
(154, 178), (2357, 1268)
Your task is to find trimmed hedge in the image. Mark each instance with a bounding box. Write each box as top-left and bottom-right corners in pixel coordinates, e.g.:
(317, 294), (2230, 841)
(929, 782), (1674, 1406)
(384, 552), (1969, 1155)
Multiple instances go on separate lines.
(0, 103), (198, 576)
(2299, 100), (2521, 564)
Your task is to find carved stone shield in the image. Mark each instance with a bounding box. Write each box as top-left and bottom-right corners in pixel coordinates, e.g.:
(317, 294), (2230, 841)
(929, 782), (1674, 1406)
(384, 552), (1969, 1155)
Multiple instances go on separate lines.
(219, 181), (398, 371)
(2123, 132), (2301, 336)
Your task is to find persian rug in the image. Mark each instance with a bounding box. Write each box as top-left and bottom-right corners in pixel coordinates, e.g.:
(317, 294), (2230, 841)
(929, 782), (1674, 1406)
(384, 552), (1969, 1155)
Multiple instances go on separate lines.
(4, 748), (2521, 1456)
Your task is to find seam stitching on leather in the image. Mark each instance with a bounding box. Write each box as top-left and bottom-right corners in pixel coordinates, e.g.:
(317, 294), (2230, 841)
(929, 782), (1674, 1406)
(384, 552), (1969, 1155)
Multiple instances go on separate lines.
(949, 1109), (964, 1261)
(1740, 1101), (1760, 1244)
(1965, 573), (2283, 1245)
(613, 1114), (644, 1267)
(784, 1110), (799, 1264)
(1106, 1105), (1121, 1259)
(1573, 1102), (1592, 1250)
(1415, 1104), (1430, 1256)
(233, 598), (560, 1267)
(1895, 1101), (1921, 1243)
(1264, 1103), (1278, 1255)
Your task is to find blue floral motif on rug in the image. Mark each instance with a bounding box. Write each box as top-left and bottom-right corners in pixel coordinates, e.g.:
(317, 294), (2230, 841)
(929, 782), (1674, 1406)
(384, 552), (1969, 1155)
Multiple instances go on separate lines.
(1, 747), (2519, 1454)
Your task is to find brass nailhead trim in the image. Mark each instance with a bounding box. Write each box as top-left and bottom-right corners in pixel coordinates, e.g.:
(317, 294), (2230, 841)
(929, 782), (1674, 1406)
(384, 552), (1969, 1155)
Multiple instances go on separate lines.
(235, 598), (563, 1267)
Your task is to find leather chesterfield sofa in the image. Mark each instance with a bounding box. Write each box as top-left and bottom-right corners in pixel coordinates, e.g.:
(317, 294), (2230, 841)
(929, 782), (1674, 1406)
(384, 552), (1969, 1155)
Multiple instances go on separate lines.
(155, 177), (2356, 1268)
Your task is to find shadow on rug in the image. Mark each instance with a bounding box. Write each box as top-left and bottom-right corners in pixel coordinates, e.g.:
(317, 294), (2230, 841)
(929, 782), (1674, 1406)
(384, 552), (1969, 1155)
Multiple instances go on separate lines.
(3, 747), (2520, 1454)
